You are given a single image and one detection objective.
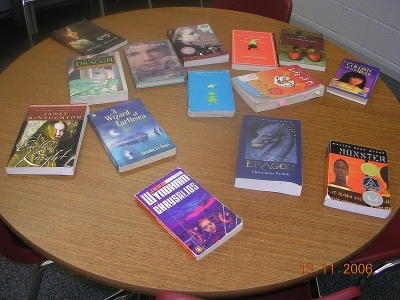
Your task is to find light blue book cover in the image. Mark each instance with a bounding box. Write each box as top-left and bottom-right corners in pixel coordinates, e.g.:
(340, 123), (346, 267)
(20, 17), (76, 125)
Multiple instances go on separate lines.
(187, 70), (235, 117)
(88, 99), (176, 172)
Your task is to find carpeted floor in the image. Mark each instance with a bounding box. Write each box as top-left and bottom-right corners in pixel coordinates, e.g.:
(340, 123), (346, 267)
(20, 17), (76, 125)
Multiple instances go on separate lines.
(1, 1), (399, 299)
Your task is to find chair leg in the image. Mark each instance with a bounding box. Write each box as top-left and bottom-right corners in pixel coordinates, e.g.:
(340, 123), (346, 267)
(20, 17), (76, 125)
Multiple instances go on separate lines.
(148, 0), (152, 8)
(21, 0), (34, 47)
(358, 259), (400, 290)
(98, 0), (105, 17)
(27, 260), (55, 300)
(199, 0), (203, 7)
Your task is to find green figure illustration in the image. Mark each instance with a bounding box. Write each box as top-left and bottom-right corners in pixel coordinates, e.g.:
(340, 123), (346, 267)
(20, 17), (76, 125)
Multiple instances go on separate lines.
(248, 39), (258, 50)
(207, 91), (218, 104)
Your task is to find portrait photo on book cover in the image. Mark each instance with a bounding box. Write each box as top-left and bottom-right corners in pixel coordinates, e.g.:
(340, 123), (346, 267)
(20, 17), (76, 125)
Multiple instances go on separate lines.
(244, 118), (298, 164)
(7, 120), (83, 169)
(169, 24), (225, 58)
(327, 153), (390, 197)
(168, 193), (241, 253)
(125, 42), (184, 81)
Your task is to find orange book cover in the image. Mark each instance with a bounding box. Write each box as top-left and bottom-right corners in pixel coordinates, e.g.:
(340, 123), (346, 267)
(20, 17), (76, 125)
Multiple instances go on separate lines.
(232, 30), (279, 71)
(324, 141), (391, 218)
(236, 65), (324, 98)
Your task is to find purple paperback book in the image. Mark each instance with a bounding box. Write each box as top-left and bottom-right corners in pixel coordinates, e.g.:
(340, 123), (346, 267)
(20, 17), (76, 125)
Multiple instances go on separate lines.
(135, 167), (243, 261)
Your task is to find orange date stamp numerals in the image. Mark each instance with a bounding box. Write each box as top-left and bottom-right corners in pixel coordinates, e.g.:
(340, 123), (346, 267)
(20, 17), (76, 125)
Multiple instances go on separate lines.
(300, 263), (373, 275)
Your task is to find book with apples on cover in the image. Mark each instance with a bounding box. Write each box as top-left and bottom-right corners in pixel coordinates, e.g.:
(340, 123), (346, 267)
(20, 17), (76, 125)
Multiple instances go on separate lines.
(135, 167), (243, 261)
(279, 29), (326, 71)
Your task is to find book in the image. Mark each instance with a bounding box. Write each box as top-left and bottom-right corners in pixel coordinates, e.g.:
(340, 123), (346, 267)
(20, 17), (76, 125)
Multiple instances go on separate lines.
(167, 24), (229, 67)
(88, 99), (176, 172)
(50, 19), (128, 55)
(125, 40), (186, 89)
(326, 59), (380, 105)
(234, 115), (302, 196)
(5, 104), (89, 175)
(187, 70), (235, 117)
(231, 30), (279, 71)
(135, 167), (243, 261)
(279, 29), (326, 71)
(231, 65), (324, 112)
(324, 141), (391, 219)
(67, 52), (128, 105)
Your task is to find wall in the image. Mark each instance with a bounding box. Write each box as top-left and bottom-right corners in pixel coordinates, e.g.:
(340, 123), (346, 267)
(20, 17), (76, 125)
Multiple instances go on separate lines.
(290, 0), (400, 82)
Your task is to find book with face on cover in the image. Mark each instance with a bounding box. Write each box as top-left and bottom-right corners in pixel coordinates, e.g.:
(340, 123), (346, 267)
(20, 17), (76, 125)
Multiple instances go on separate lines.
(231, 30), (280, 71)
(167, 24), (229, 67)
(279, 29), (326, 71)
(125, 40), (186, 89)
(231, 65), (324, 112)
(88, 99), (176, 173)
(67, 52), (128, 105)
(324, 141), (391, 219)
(326, 59), (380, 105)
(135, 167), (243, 261)
(234, 115), (302, 196)
(5, 104), (89, 175)
(50, 19), (128, 55)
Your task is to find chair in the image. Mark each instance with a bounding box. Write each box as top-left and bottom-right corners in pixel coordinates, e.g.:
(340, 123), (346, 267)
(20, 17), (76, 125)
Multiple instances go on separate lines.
(21, 0), (105, 47)
(147, 0), (203, 8)
(0, 218), (55, 300)
(155, 286), (362, 300)
(210, 0), (292, 23)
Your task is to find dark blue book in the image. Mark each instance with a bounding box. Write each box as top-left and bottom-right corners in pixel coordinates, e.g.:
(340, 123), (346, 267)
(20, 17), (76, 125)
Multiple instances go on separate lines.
(187, 70), (235, 117)
(234, 115), (302, 196)
(88, 99), (176, 172)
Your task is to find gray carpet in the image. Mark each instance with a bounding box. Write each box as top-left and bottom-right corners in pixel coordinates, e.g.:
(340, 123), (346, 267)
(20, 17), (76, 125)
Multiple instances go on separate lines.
(1, 1), (399, 299)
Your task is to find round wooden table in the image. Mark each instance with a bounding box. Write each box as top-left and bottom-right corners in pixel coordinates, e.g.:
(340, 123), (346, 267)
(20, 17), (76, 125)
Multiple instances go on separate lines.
(1, 7), (399, 299)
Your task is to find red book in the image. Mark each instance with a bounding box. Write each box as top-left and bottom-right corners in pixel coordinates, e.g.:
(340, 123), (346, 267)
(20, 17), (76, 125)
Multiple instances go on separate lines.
(231, 30), (279, 71)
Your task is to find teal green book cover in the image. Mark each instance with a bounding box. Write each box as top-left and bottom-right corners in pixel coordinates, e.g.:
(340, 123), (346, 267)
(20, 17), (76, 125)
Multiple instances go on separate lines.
(187, 70), (235, 117)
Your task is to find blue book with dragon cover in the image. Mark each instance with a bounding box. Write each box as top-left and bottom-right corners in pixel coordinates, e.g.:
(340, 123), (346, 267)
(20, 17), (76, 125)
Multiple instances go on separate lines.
(187, 70), (235, 117)
(88, 98), (176, 172)
(135, 167), (243, 261)
(234, 115), (302, 196)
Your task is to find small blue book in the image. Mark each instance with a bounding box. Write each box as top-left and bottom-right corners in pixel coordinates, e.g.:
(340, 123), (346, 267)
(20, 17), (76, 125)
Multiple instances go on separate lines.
(187, 70), (235, 117)
(88, 99), (176, 172)
(234, 115), (302, 196)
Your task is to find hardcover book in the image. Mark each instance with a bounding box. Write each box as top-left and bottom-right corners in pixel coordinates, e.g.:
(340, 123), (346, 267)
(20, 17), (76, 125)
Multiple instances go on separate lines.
(50, 19), (128, 55)
(234, 115), (302, 196)
(324, 141), (391, 219)
(231, 65), (324, 112)
(187, 70), (235, 117)
(125, 40), (186, 89)
(88, 99), (176, 173)
(135, 167), (243, 261)
(231, 30), (279, 71)
(326, 59), (380, 105)
(5, 104), (89, 175)
(67, 52), (128, 105)
(279, 29), (326, 71)
(167, 24), (229, 67)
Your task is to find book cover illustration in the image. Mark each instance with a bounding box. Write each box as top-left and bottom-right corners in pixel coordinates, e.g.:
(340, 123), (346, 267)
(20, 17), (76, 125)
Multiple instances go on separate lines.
(68, 52), (128, 105)
(50, 19), (128, 55)
(167, 24), (229, 67)
(187, 70), (235, 117)
(88, 99), (176, 172)
(326, 59), (380, 104)
(125, 40), (186, 88)
(135, 167), (243, 261)
(234, 115), (302, 196)
(279, 29), (326, 71)
(232, 65), (324, 99)
(324, 141), (391, 218)
(232, 30), (279, 71)
(6, 104), (89, 175)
